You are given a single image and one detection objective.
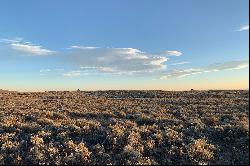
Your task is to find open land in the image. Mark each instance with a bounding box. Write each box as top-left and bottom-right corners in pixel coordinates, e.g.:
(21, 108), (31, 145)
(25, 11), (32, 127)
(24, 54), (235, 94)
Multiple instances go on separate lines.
(0, 90), (249, 165)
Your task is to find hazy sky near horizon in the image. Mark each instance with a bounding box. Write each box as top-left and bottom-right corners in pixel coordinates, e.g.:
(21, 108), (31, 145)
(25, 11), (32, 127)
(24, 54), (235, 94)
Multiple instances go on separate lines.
(0, 0), (249, 91)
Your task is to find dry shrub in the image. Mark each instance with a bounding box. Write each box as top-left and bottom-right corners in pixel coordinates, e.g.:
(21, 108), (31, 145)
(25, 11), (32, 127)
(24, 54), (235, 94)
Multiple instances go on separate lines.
(188, 138), (216, 164)
(2, 116), (19, 127)
(64, 140), (91, 164)
(31, 135), (44, 146)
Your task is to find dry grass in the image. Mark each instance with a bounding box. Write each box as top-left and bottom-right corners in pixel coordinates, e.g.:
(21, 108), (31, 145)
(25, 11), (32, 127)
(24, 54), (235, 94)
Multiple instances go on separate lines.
(0, 90), (249, 165)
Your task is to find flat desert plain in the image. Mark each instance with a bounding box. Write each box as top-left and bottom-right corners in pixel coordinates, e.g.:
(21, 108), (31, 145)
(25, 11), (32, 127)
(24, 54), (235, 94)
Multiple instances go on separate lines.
(0, 90), (249, 165)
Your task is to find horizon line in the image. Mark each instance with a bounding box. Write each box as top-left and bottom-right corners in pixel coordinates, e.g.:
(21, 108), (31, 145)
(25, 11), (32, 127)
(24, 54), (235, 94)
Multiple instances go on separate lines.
(1, 88), (249, 93)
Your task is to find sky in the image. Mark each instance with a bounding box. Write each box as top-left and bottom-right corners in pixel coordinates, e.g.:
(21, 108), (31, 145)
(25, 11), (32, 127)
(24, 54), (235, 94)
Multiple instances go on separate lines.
(0, 0), (249, 91)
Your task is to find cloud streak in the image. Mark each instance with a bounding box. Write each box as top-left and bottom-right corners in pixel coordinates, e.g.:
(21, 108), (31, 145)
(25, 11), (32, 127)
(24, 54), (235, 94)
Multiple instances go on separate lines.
(1, 38), (55, 56)
(170, 61), (190, 65)
(160, 60), (249, 79)
(236, 24), (249, 31)
(162, 50), (183, 56)
(70, 45), (99, 50)
(63, 71), (82, 77)
(11, 43), (55, 56)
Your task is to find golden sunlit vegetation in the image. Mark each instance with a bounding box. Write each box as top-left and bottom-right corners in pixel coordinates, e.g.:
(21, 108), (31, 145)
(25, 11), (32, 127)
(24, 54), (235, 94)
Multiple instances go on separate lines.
(0, 90), (249, 165)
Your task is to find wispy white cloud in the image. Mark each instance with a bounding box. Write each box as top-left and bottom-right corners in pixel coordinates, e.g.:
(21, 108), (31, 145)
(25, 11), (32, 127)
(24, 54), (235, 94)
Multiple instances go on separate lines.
(70, 45), (99, 50)
(1, 38), (55, 56)
(111, 48), (147, 59)
(160, 60), (249, 79)
(205, 60), (249, 71)
(63, 71), (82, 77)
(80, 66), (99, 70)
(236, 24), (249, 31)
(65, 47), (168, 75)
(39, 68), (65, 76)
(162, 50), (183, 56)
(54, 68), (64, 71)
(63, 66), (117, 77)
(160, 69), (203, 79)
(39, 69), (51, 73)
(0, 37), (23, 44)
(11, 43), (55, 56)
(98, 67), (116, 72)
(170, 61), (191, 65)
(80, 66), (117, 73)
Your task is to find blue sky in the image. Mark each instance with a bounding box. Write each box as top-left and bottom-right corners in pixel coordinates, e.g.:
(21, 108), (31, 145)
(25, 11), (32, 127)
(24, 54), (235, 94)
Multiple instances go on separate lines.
(0, 0), (249, 91)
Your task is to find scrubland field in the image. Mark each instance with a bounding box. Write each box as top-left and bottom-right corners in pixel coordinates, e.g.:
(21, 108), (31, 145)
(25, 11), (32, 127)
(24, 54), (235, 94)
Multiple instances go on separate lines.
(0, 90), (249, 165)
